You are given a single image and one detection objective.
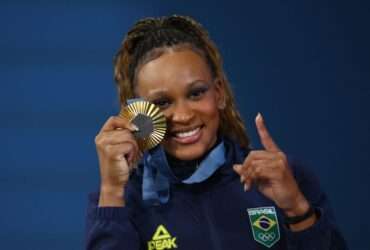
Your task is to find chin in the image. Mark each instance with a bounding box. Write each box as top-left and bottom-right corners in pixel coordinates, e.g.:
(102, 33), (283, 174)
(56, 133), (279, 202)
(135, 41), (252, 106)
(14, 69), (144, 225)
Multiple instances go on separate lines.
(163, 138), (215, 161)
(168, 147), (205, 160)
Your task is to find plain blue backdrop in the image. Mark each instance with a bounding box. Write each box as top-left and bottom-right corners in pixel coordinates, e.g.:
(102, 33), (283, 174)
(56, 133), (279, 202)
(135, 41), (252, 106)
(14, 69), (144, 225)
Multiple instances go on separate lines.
(1, 1), (369, 249)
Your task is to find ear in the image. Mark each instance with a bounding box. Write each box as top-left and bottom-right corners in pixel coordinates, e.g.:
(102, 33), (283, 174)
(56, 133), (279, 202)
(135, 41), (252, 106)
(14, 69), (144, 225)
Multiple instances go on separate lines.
(214, 78), (226, 109)
(214, 79), (226, 109)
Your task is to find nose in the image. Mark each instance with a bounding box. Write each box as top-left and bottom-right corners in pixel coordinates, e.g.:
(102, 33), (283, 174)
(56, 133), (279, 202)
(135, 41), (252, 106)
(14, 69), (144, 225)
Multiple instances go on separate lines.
(170, 101), (194, 124)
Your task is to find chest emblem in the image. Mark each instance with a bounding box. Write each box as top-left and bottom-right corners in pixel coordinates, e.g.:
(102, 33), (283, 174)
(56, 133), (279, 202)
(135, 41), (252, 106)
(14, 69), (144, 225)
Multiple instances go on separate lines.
(148, 224), (178, 250)
(247, 206), (280, 248)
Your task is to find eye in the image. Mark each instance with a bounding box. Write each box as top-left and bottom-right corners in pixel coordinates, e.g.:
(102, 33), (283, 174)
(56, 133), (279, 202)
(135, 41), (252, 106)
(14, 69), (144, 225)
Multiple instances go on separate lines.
(189, 86), (209, 100)
(152, 98), (171, 109)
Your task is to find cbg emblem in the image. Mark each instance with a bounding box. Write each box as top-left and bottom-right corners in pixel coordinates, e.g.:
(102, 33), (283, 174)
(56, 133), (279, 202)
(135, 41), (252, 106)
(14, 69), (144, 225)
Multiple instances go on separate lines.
(247, 206), (280, 248)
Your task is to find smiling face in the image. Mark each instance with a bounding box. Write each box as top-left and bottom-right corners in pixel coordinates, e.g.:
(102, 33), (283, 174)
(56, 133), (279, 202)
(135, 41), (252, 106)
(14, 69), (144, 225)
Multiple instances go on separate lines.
(135, 49), (224, 160)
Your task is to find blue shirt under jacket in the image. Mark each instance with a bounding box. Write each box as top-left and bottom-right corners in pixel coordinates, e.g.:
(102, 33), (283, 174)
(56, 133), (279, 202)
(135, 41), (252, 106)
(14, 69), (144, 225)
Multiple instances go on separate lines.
(85, 138), (347, 250)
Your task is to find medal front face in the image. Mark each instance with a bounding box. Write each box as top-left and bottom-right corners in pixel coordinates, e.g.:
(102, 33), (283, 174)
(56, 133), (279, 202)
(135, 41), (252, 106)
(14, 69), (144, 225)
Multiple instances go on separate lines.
(119, 100), (167, 151)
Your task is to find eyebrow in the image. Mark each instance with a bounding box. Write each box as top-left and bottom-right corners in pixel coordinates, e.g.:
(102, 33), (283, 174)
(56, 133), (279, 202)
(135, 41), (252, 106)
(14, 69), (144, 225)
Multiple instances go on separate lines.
(146, 80), (210, 99)
(146, 88), (169, 99)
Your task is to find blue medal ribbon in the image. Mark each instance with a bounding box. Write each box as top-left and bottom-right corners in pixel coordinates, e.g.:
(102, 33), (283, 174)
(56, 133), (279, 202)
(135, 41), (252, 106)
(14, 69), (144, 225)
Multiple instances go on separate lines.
(142, 141), (226, 205)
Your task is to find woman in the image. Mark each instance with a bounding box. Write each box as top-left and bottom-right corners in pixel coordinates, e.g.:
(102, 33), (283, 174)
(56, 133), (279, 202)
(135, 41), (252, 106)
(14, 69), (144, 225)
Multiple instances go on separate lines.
(86, 15), (347, 249)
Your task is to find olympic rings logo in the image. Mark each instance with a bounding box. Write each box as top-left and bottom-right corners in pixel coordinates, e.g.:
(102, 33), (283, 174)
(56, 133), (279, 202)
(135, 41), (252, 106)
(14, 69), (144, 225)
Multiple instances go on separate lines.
(258, 232), (276, 242)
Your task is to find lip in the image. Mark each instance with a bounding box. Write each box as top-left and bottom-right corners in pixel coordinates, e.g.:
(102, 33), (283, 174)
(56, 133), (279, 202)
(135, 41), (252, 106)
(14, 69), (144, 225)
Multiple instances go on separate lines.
(170, 125), (203, 145)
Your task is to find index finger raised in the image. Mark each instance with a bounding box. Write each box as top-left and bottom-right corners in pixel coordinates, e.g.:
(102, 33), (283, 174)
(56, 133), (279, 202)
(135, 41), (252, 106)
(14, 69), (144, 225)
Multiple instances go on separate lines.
(255, 113), (280, 152)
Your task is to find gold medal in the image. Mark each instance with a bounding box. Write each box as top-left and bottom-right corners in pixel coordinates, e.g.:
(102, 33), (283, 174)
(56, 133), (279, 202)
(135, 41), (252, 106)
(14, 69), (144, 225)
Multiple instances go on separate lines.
(119, 100), (167, 151)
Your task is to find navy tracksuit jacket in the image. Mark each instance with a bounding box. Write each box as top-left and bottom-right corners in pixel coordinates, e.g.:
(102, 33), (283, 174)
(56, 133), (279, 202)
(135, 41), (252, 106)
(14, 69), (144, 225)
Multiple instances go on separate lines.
(85, 138), (348, 250)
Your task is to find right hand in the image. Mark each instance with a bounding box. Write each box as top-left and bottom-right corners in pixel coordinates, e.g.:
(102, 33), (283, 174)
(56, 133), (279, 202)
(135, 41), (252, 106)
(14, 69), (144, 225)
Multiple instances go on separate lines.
(95, 116), (140, 193)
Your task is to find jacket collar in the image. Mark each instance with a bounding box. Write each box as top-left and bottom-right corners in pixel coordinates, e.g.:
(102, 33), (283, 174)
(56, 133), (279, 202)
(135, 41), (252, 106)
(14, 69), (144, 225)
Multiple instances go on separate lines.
(140, 137), (248, 205)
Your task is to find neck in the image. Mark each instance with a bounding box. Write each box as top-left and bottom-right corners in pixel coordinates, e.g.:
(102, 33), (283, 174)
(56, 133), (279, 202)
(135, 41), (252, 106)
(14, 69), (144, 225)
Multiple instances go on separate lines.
(166, 136), (221, 168)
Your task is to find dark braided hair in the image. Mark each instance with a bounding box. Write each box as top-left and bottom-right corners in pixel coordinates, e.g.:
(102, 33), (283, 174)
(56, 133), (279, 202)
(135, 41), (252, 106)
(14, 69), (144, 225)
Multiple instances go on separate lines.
(114, 15), (250, 149)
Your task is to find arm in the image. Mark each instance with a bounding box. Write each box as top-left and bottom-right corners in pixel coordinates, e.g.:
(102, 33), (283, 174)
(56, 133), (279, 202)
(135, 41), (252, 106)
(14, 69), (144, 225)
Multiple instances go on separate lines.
(86, 116), (142, 249)
(85, 192), (141, 250)
(283, 160), (348, 250)
(233, 113), (348, 249)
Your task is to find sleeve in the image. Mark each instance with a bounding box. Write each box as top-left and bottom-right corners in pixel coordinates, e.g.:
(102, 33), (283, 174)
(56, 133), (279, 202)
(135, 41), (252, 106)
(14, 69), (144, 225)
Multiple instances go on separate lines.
(284, 159), (349, 250)
(85, 192), (142, 250)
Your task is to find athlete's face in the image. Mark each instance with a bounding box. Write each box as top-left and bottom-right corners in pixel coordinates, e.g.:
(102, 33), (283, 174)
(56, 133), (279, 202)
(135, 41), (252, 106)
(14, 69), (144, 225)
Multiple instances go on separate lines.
(136, 49), (224, 160)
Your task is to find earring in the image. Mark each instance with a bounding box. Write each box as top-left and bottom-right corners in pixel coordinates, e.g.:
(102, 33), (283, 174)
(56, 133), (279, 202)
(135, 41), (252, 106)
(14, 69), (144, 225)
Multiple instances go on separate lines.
(218, 100), (226, 110)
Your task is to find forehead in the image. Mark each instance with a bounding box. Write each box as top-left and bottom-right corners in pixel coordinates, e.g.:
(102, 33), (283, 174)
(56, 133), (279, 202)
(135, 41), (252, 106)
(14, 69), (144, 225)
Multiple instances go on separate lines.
(135, 49), (213, 97)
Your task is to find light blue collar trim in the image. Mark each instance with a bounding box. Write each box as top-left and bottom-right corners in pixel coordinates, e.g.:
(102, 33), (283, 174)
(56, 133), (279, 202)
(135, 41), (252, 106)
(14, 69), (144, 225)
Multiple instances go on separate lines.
(142, 141), (226, 205)
(182, 142), (225, 184)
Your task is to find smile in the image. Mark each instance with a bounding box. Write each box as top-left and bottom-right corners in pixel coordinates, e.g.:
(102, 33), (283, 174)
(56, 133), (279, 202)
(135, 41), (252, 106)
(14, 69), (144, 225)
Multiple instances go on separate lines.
(172, 126), (202, 144)
(175, 127), (200, 138)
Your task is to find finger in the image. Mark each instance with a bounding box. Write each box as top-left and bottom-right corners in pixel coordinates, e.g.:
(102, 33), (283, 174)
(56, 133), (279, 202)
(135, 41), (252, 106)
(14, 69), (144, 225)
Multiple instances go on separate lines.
(244, 150), (277, 162)
(234, 151), (274, 184)
(255, 113), (280, 152)
(234, 164), (251, 190)
(233, 164), (244, 184)
(106, 143), (136, 163)
(243, 158), (256, 191)
(97, 129), (138, 146)
(248, 160), (280, 181)
(233, 164), (243, 174)
(100, 116), (139, 133)
(96, 130), (140, 160)
(239, 150), (276, 176)
(244, 159), (280, 190)
(233, 164), (247, 183)
(234, 156), (259, 190)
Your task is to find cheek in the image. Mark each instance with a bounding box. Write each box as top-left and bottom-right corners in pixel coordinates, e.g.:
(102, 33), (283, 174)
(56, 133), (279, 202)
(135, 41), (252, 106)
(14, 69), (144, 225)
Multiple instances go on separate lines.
(199, 95), (220, 119)
(194, 97), (221, 133)
(200, 101), (219, 121)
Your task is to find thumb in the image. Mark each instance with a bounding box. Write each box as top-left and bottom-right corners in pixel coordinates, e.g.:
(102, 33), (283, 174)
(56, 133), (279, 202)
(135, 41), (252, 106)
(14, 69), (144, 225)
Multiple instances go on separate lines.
(255, 113), (280, 152)
(233, 164), (243, 174)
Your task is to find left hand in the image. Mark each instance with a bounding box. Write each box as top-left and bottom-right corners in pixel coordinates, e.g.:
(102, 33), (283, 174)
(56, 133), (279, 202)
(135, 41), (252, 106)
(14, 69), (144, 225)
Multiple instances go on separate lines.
(233, 113), (310, 217)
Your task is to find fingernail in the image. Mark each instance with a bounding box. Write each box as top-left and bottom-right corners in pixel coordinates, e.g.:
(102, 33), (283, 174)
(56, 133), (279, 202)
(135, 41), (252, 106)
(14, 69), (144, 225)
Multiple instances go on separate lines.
(256, 112), (262, 121)
(131, 123), (139, 131)
(240, 175), (245, 183)
(233, 164), (241, 171)
(244, 183), (248, 191)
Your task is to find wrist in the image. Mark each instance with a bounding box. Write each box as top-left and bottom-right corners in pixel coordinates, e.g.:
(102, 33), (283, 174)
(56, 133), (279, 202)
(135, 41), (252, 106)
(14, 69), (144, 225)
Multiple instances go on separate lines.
(284, 205), (315, 224)
(99, 185), (125, 207)
(100, 183), (125, 194)
(283, 195), (310, 217)
(284, 206), (317, 232)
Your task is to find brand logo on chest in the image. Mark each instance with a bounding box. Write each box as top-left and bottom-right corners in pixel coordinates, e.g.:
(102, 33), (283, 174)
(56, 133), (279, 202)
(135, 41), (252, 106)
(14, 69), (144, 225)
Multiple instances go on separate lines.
(148, 224), (178, 250)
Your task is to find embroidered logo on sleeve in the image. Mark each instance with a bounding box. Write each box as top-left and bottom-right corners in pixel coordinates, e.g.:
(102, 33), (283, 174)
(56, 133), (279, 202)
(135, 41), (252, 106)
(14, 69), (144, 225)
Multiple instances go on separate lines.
(148, 224), (178, 250)
(247, 206), (280, 248)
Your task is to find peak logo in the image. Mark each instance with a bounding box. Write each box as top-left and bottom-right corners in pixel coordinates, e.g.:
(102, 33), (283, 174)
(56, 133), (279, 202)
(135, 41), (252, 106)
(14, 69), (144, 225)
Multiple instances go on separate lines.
(148, 225), (177, 250)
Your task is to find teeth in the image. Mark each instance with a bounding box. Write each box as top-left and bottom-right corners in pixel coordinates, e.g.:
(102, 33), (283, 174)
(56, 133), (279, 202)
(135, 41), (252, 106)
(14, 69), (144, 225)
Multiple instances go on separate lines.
(175, 127), (200, 138)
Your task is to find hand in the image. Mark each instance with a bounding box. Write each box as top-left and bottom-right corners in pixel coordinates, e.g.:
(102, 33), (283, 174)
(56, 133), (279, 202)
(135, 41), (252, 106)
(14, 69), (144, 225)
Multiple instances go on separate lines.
(95, 116), (140, 197)
(233, 113), (310, 217)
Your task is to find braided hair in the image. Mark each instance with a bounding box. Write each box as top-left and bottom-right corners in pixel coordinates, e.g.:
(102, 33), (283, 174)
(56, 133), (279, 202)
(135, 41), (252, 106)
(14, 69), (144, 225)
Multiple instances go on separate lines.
(114, 15), (250, 149)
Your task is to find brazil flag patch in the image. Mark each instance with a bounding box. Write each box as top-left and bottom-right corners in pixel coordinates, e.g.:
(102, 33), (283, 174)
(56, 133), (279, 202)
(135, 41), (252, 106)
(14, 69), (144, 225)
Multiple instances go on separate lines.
(247, 206), (280, 248)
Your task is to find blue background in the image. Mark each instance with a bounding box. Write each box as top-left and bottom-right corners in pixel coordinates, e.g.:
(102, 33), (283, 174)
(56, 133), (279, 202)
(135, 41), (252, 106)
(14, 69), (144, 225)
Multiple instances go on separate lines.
(1, 1), (369, 249)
